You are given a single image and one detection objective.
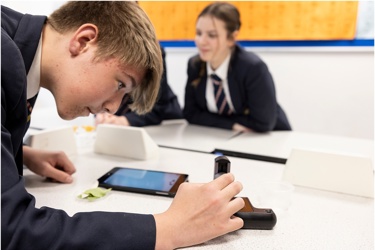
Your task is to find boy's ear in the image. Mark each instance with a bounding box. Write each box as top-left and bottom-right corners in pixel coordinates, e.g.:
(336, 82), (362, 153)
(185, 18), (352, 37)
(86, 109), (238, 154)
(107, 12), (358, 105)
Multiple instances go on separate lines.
(69, 24), (98, 56)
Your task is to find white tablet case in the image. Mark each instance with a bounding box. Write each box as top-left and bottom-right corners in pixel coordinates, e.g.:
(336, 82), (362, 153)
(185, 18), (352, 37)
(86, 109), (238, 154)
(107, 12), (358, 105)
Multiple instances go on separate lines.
(94, 124), (159, 160)
(283, 148), (374, 198)
(26, 126), (77, 156)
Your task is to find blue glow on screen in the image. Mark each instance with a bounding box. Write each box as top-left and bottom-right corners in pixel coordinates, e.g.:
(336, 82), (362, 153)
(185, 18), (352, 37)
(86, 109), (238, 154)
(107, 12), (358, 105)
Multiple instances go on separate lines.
(104, 168), (179, 192)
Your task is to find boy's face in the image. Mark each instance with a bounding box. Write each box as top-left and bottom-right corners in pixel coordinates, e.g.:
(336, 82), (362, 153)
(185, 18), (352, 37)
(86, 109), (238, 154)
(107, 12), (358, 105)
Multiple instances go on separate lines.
(42, 24), (145, 120)
(52, 52), (145, 120)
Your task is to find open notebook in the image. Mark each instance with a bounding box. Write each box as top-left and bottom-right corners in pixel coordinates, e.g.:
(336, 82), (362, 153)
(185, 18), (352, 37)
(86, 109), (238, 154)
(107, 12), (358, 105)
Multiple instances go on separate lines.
(94, 124), (159, 160)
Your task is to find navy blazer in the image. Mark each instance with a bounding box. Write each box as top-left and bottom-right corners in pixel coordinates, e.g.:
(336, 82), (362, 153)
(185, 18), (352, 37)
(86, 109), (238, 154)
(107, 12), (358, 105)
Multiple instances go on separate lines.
(116, 47), (183, 126)
(1, 6), (155, 249)
(183, 44), (291, 132)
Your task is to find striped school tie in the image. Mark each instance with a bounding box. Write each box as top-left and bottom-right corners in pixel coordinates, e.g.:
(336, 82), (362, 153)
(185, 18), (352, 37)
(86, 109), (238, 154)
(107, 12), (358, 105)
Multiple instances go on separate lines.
(210, 74), (232, 115)
(26, 94), (38, 127)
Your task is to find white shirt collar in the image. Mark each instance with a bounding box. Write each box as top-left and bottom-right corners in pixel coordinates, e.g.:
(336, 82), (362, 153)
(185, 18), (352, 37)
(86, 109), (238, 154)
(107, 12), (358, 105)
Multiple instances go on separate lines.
(207, 52), (231, 80)
(205, 52), (235, 113)
(26, 34), (42, 99)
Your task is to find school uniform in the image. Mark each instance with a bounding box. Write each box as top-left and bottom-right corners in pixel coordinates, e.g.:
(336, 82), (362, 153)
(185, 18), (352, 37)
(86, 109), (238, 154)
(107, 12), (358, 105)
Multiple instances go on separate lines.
(1, 6), (155, 249)
(183, 44), (291, 132)
(116, 47), (183, 126)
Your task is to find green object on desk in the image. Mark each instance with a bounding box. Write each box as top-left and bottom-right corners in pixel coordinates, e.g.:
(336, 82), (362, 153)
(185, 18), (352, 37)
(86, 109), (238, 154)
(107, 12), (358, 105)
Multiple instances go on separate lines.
(78, 187), (112, 201)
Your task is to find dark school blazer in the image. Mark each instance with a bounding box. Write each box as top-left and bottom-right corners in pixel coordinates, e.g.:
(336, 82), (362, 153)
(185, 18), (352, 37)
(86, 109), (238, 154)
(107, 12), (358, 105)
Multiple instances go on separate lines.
(1, 6), (155, 249)
(117, 47), (183, 126)
(183, 44), (291, 132)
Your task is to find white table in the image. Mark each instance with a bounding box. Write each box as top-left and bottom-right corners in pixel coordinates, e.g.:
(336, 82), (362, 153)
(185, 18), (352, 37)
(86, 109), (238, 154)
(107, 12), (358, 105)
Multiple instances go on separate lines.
(24, 146), (374, 249)
(144, 119), (240, 153)
(144, 121), (373, 166)
(215, 131), (374, 164)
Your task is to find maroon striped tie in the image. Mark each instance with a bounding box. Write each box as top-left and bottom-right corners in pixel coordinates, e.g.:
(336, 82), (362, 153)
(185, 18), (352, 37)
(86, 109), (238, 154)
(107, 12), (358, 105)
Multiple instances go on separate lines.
(210, 74), (232, 115)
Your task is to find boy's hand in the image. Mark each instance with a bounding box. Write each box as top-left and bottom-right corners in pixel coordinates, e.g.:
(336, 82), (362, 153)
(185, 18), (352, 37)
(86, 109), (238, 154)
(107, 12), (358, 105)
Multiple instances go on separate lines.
(154, 173), (244, 249)
(23, 146), (76, 183)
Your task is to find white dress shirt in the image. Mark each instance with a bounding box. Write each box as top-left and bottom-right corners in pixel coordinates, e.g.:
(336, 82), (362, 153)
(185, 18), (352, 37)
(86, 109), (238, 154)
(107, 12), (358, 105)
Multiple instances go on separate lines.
(205, 53), (235, 114)
(26, 35), (42, 99)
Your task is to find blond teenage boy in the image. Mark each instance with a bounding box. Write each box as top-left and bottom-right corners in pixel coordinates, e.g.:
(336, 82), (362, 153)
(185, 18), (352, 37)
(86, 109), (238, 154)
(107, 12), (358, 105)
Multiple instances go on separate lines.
(1, 2), (244, 249)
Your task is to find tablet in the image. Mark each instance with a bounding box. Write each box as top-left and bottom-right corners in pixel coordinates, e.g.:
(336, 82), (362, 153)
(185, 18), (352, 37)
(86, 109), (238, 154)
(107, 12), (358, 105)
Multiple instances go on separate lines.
(98, 167), (188, 197)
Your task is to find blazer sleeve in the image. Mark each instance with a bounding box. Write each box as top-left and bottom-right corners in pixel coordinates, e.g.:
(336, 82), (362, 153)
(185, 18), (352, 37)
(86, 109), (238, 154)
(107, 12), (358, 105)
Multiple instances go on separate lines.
(232, 58), (279, 132)
(2, 121), (157, 250)
(183, 57), (236, 130)
(123, 47), (183, 127)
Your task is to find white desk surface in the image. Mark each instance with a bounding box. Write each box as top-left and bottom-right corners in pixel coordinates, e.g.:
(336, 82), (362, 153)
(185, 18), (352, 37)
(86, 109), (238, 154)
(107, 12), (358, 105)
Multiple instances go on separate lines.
(144, 119), (240, 153)
(24, 146), (374, 249)
(217, 131), (374, 162)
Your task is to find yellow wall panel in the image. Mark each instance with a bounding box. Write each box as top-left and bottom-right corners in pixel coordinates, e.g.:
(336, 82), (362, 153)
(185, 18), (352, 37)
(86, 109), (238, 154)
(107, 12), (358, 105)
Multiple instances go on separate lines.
(139, 1), (358, 40)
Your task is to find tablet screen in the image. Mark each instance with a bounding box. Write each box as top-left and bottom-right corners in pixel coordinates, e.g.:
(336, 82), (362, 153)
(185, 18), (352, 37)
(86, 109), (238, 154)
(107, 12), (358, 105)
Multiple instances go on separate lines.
(103, 168), (181, 192)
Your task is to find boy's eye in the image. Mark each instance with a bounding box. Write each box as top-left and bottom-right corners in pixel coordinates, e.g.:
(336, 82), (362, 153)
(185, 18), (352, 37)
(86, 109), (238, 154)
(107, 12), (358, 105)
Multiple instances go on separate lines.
(118, 81), (126, 90)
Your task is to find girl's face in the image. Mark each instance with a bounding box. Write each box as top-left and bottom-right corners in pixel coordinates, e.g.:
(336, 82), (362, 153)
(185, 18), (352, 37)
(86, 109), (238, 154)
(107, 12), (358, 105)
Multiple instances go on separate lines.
(195, 15), (236, 70)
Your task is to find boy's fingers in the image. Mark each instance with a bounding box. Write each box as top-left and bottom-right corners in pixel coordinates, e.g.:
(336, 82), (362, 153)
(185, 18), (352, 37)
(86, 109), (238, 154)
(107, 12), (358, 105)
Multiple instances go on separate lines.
(211, 173), (235, 190)
(221, 181), (243, 200)
(227, 215), (244, 232)
(45, 167), (73, 183)
(227, 196), (245, 216)
(54, 153), (76, 175)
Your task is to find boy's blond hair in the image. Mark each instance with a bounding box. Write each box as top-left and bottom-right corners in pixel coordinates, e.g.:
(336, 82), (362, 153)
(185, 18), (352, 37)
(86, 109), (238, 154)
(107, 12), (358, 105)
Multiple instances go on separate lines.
(48, 1), (162, 114)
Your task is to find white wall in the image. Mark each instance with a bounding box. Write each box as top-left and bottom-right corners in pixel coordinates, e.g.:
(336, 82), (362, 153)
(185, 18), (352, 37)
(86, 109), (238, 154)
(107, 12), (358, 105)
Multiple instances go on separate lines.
(2, 1), (65, 15)
(165, 48), (374, 139)
(3, 1), (374, 139)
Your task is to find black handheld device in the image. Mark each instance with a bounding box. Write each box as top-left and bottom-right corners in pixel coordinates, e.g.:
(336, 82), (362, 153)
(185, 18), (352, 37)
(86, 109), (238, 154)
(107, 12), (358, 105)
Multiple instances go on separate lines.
(214, 156), (277, 230)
